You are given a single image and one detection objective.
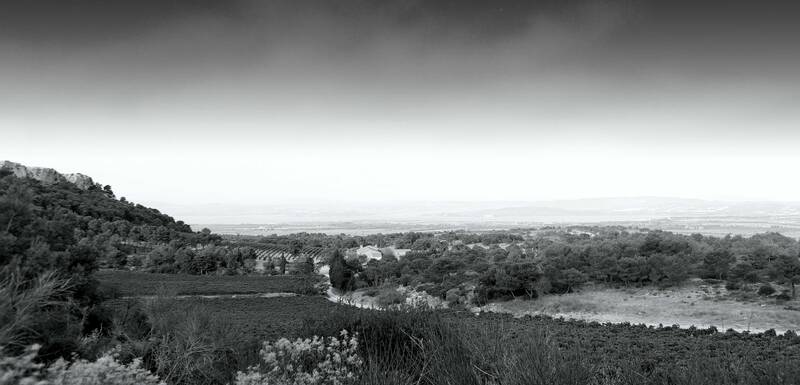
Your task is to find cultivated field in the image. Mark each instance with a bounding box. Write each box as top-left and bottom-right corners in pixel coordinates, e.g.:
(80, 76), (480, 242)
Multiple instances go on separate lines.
(96, 269), (322, 296)
(448, 310), (800, 369)
(102, 289), (800, 373)
(105, 295), (352, 341)
(97, 271), (800, 374)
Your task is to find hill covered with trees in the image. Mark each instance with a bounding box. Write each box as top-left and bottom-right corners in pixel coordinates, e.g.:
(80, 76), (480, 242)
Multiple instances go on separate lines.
(0, 166), (209, 278)
(0, 165), (225, 358)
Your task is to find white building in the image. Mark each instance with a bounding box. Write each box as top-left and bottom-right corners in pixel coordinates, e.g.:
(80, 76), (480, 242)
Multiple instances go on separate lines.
(356, 245), (383, 261)
(380, 247), (411, 260)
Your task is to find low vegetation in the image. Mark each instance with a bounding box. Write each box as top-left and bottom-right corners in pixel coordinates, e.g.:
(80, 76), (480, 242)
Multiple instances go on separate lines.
(0, 344), (164, 385)
(300, 309), (800, 385)
(5, 271), (800, 385)
(235, 331), (362, 385)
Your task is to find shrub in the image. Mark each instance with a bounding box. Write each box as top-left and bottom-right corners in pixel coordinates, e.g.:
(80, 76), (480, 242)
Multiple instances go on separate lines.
(0, 272), (78, 359)
(758, 284), (776, 296)
(0, 344), (46, 385)
(300, 309), (479, 385)
(143, 295), (259, 385)
(48, 352), (164, 385)
(775, 292), (791, 301)
(375, 291), (406, 309)
(445, 288), (461, 303)
(362, 287), (380, 297)
(112, 301), (151, 341)
(459, 327), (596, 385)
(235, 331), (362, 385)
(0, 344), (164, 385)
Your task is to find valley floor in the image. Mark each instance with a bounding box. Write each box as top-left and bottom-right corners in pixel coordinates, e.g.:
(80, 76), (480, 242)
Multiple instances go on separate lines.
(96, 271), (800, 382)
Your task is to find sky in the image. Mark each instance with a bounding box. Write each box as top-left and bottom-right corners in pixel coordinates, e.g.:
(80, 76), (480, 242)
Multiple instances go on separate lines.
(2, 0), (800, 206)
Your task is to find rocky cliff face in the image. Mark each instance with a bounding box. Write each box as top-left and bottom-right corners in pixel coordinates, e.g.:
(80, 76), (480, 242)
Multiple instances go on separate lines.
(1, 160), (98, 190)
(63, 173), (96, 190)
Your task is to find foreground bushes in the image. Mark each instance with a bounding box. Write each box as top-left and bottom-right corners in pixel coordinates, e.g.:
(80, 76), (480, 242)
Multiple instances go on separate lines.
(0, 345), (164, 385)
(5, 305), (800, 385)
(137, 295), (260, 385)
(236, 331), (362, 385)
(302, 309), (478, 385)
(299, 309), (800, 385)
(301, 309), (601, 385)
(0, 272), (93, 361)
(7, 272), (800, 385)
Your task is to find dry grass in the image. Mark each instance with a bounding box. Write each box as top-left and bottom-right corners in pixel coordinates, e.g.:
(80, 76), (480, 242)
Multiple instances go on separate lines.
(483, 280), (800, 333)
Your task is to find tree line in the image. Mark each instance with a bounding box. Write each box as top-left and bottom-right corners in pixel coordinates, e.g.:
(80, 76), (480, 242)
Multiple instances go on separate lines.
(326, 228), (800, 303)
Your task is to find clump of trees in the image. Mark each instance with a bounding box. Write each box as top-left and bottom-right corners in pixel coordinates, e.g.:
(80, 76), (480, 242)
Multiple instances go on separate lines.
(141, 244), (258, 275)
(328, 249), (360, 291)
(317, 227), (800, 304)
(769, 255), (800, 298)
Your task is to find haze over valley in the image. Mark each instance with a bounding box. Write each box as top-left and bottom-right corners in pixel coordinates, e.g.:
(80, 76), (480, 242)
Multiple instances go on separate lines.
(167, 197), (800, 237)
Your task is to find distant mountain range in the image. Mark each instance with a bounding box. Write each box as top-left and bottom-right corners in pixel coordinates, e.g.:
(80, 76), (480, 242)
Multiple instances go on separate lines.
(150, 197), (800, 226)
(447, 197), (800, 221)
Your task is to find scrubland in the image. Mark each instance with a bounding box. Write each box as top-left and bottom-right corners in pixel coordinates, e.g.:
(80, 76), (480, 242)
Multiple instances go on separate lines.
(484, 279), (800, 333)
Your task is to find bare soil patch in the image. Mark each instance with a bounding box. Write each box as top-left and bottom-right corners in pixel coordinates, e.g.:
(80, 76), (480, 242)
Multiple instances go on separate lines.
(481, 280), (800, 333)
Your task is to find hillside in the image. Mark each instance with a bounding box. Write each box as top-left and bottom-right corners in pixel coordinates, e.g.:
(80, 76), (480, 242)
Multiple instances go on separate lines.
(0, 161), (210, 277)
(0, 161), (219, 358)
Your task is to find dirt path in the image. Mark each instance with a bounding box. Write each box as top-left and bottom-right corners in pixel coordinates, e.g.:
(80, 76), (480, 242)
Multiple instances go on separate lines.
(326, 287), (380, 309)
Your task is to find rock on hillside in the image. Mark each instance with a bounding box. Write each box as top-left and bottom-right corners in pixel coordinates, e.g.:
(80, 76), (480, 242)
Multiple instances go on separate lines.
(1, 160), (98, 190)
(64, 172), (96, 190)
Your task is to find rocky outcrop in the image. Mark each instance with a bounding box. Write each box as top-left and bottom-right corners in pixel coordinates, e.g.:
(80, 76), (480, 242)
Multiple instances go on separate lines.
(64, 173), (96, 190)
(1, 160), (99, 190)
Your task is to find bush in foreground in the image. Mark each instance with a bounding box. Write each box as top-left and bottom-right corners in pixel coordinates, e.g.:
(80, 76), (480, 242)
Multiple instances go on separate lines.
(235, 331), (362, 385)
(142, 295), (258, 385)
(6, 306), (800, 385)
(301, 310), (481, 385)
(0, 344), (164, 385)
(0, 272), (88, 361)
(298, 308), (800, 385)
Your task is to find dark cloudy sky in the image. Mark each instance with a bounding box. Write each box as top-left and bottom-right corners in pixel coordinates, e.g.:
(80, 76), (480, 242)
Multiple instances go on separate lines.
(2, 0), (800, 205)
